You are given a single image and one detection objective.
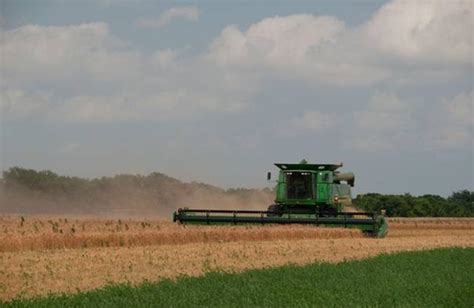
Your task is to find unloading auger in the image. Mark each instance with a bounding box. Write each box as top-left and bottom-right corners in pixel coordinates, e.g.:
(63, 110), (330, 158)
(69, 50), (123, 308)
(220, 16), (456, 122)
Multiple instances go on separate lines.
(173, 160), (388, 238)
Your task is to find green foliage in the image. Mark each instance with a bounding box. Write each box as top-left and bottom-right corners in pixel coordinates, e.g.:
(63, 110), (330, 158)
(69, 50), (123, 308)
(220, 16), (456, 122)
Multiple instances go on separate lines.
(3, 167), (91, 196)
(2, 167), (267, 198)
(354, 191), (473, 217)
(5, 248), (473, 307)
(3, 166), (472, 217)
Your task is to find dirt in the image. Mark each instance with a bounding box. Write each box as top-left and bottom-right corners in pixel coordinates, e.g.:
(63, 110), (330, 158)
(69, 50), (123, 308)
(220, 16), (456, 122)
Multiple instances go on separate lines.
(0, 216), (473, 301)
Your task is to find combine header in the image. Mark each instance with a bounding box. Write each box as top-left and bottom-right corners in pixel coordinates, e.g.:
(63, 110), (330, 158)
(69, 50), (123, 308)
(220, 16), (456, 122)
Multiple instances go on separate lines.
(173, 160), (388, 238)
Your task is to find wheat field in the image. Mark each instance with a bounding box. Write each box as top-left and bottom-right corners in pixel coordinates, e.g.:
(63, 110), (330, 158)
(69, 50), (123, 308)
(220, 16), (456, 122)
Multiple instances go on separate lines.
(0, 216), (365, 252)
(1, 215), (473, 301)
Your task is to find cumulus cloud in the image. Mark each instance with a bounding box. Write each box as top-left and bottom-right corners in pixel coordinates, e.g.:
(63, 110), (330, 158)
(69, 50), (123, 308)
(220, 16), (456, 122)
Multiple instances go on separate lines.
(1, 0), (472, 127)
(1, 22), (141, 87)
(366, 0), (473, 65)
(136, 6), (200, 28)
(208, 0), (472, 85)
(209, 15), (345, 67)
(1, 20), (257, 123)
(207, 14), (387, 85)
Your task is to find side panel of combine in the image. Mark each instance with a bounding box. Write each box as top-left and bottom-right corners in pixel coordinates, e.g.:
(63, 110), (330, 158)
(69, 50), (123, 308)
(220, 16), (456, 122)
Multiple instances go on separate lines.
(316, 172), (330, 203)
(276, 171), (286, 202)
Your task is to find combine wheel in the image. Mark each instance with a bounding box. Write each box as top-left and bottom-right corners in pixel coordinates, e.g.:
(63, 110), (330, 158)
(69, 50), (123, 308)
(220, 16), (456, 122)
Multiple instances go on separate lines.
(267, 204), (283, 217)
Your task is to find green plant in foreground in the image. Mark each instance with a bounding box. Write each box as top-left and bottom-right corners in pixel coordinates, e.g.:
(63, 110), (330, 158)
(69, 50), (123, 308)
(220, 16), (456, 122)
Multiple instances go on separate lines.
(4, 248), (474, 307)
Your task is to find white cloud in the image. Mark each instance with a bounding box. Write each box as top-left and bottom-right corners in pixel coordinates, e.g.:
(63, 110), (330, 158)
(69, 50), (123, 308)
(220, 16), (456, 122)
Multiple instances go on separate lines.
(1, 21), (256, 123)
(136, 6), (200, 28)
(1, 23), (141, 87)
(208, 14), (386, 85)
(1, 0), (471, 127)
(209, 15), (345, 67)
(366, 0), (473, 65)
(208, 0), (472, 85)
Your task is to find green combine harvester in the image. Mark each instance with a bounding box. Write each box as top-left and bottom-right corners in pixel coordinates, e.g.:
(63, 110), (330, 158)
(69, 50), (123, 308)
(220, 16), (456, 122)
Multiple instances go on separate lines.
(173, 160), (388, 238)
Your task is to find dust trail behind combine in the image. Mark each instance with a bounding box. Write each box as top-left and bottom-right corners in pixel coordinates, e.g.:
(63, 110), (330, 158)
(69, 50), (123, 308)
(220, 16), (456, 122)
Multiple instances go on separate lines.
(0, 175), (274, 218)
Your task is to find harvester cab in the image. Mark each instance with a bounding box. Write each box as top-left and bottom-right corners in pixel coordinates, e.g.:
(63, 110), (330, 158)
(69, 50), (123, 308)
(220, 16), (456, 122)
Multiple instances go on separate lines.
(268, 160), (354, 215)
(173, 160), (388, 238)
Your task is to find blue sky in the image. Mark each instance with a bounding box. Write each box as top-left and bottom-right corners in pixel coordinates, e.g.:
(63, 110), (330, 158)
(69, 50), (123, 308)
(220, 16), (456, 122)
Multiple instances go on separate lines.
(1, 0), (473, 196)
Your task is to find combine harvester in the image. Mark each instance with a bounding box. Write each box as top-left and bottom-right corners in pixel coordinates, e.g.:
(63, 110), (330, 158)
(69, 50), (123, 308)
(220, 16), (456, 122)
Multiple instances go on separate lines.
(173, 160), (388, 237)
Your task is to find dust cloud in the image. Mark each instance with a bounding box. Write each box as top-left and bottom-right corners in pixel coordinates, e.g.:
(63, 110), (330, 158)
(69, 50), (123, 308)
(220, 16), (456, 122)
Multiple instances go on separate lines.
(0, 177), (274, 219)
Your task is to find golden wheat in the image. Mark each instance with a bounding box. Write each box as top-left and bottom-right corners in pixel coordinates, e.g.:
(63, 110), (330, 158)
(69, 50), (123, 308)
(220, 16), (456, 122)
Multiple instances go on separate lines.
(1, 231), (473, 301)
(1, 215), (473, 301)
(1, 216), (473, 253)
(0, 216), (364, 252)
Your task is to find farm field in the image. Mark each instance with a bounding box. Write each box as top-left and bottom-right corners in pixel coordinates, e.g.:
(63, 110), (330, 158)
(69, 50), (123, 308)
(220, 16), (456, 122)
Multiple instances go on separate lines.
(0, 216), (473, 302)
(5, 248), (474, 307)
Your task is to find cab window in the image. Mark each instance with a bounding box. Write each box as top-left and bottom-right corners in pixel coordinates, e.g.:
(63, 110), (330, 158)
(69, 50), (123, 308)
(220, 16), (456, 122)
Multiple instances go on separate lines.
(286, 172), (313, 199)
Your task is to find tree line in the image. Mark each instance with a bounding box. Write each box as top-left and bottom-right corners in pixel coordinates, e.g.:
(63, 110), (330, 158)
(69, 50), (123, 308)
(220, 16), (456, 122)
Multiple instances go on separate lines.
(1, 167), (472, 217)
(1, 166), (272, 196)
(353, 191), (473, 217)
